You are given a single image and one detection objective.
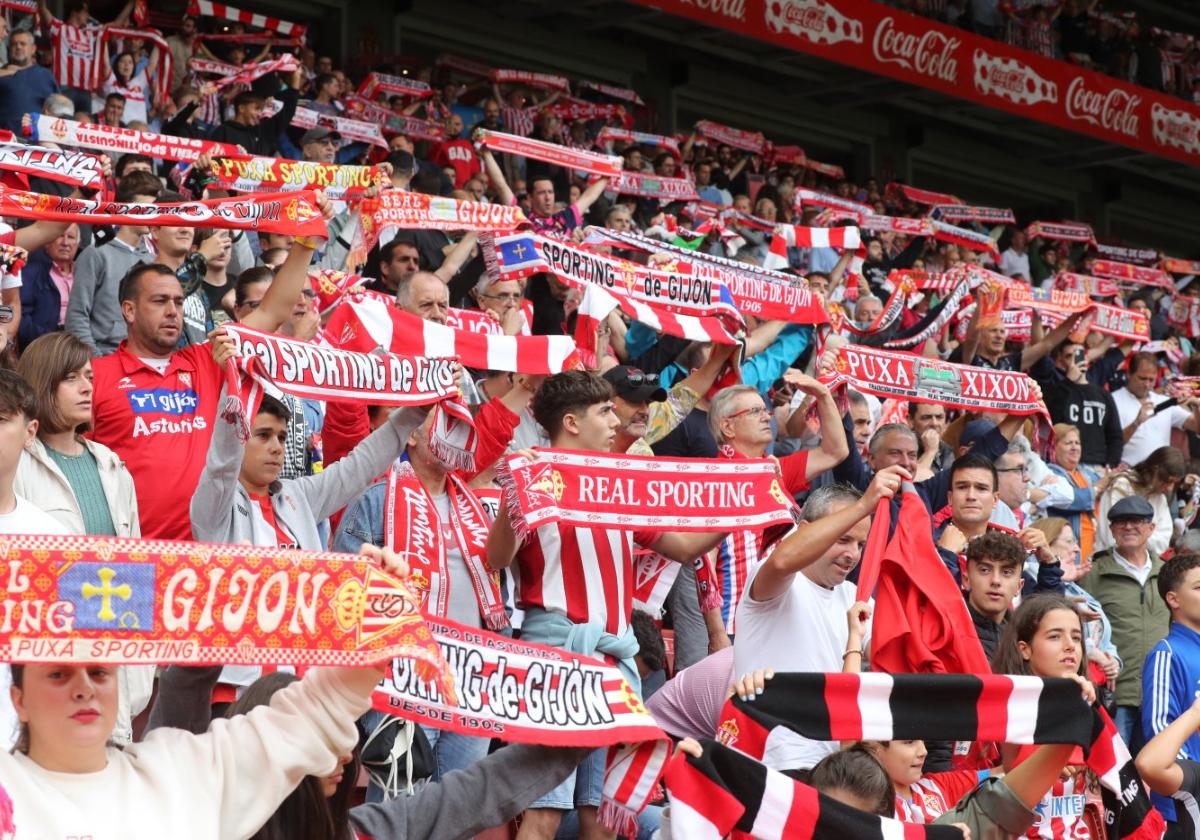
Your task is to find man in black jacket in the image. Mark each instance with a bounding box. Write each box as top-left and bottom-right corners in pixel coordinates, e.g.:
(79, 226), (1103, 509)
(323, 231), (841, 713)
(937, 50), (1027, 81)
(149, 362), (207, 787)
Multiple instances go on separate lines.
(208, 69), (302, 157)
(1036, 339), (1123, 469)
(962, 530), (1027, 660)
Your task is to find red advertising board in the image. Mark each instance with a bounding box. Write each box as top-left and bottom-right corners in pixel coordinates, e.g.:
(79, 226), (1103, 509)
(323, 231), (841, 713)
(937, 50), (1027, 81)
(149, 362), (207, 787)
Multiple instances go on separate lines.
(629, 0), (1200, 168)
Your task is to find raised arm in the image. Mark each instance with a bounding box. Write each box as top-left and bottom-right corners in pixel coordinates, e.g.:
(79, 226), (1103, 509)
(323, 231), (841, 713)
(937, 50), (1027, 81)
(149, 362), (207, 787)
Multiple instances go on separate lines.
(241, 192), (333, 332)
(433, 232), (478, 284)
(1137, 696), (1200, 796)
(749, 466), (906, 602)
(1020, 310), (1083, 371)
(575, 176), (609, 216)
(479, 148), (515, 206)
(112, 0), (135, 26)
(787, 372), (848, 477)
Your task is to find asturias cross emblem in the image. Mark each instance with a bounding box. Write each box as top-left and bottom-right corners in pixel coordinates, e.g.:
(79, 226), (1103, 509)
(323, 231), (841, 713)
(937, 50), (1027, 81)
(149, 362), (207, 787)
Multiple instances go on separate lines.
(81, 567), (131, 622)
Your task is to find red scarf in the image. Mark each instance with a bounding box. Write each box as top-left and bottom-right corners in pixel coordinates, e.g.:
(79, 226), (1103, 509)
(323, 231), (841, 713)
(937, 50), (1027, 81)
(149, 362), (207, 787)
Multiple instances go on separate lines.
(490, 68), (570, 92)
(385, 463), (507, 631)
(930, 203), (1016, 224)
(0, 144), (103, 190)
(601, 170), (699, 201)
(187, 0), (306, 37)
(473, 129), (622, 178)
(694, 119), (765, 153)
(1025, 220), (1096, 243)
(357, 72), (432, 100)
(1091, 258), (1174, 290)
(26, 113), (242, 162)
(209, 155), (387, 200)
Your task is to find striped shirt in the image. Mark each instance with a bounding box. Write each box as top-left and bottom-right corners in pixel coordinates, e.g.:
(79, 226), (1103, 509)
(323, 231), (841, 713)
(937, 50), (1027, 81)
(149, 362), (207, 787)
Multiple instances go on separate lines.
(49, 20), (101, 90)
(895, 771), (983, 823)
(515, 520), (659, 636)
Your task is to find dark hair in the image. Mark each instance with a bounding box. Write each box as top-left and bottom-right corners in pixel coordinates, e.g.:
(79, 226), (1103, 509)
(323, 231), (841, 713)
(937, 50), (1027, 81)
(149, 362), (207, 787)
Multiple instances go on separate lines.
(949, 451), (998, 492)
(529, 371), (613, 438)
(105, 92), (126, 104)
(965, 530), (1025, 571)
(112, 50), (136, 84)
(157, 189), (184, 205)
(385, 149), (415, 175)
(1128, 352), (1158, 377)
(234, 266), (275, 307)
(1159, 551), (1200, 608)
(115, 153), (154, 179)
(232, 90), (265, 110)
(1129, 446), (1187, 493)
(226, 673), (356, 840)
(119, 263), (177, 304)
(0, 369), (38, 423)
(991, 594), (1087, 677)
(16, 332), (94, 435)
(631, 610), (665, 673)
(809, 745), (893, 816)
(314, 72), (337, 90)
(115, 169), (161, 203)
(380, 236), (419, 266)
(256, 394), (292, 424)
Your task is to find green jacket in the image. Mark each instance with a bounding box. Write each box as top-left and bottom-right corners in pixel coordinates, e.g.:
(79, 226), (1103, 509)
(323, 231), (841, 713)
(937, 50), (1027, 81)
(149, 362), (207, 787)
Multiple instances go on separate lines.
(1077, 549), (1169, 707)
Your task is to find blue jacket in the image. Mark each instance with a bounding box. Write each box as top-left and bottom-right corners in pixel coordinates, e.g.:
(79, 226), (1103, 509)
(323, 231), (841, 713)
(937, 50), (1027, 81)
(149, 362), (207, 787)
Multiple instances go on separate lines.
(1045, 462), (1101, 544)
(1143, 622), (1200, 822)
(658, 324), (813, 400)
(18, 249), (63, 347)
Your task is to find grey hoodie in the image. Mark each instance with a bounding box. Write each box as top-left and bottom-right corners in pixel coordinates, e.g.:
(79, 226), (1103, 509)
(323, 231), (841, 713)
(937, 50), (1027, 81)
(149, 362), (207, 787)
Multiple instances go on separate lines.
(65, 235), (153, 355)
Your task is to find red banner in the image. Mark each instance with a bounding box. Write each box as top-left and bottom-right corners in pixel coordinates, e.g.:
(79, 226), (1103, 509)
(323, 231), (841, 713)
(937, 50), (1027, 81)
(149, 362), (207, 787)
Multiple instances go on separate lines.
(1091, 258), (1174, 290)
(211, 156), (386, 200)
(602, 170), (700, 201)
(629, 0), (1200, 168)
(0, 534), (449, 695)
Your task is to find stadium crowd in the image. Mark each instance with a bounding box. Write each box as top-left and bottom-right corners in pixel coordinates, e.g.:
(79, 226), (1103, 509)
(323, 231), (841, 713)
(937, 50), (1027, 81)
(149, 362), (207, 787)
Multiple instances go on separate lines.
(2, 1), (1200, 839)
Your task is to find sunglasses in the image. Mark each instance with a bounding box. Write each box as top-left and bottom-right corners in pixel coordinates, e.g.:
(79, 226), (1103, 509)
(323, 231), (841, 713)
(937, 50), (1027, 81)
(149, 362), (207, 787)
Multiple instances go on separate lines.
(622, 371), (658, 386)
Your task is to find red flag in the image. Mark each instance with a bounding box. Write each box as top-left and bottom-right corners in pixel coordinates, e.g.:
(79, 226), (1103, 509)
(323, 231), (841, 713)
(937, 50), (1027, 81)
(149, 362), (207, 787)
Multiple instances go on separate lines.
(864, 483), (990, 674)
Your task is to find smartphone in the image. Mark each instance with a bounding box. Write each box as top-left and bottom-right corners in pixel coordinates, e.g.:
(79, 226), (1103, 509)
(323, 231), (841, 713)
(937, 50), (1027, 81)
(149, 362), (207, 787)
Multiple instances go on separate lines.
(1074, 348), (1086, 365)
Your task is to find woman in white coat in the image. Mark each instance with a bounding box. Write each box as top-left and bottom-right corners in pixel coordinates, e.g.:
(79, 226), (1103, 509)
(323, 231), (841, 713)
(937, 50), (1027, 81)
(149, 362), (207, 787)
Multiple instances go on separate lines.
(12, 331), (147, 746)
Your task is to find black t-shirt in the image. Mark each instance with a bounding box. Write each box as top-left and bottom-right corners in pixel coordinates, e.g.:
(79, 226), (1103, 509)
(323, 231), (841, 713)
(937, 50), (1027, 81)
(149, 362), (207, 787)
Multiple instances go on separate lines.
(526, 274), (567, 336)
(1167, 759), (1200, 838)
(652, 408), (717, 459)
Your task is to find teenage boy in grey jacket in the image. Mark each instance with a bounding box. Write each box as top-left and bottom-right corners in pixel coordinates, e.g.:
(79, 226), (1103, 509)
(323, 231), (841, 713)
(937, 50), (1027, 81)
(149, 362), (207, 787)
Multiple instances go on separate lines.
(189, 330), (434, 549)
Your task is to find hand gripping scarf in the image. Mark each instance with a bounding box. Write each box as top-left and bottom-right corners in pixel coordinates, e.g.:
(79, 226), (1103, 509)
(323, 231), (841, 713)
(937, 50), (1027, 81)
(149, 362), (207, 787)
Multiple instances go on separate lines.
(26, 113), (242, 162)
(496, 449), (796, 544)
(0, 143), (104, 190)
(384, 462), (507, 630)
(0, 185), (327, 237)
(820, 344), (1046, 418)
(473, 129), (622, 178)
(1025, 220), (1096, 243)
(187, 0), (306, 37)
(210, 155), (387, 200)
(0, 244), (28, 276)
(209, 54), (300, 91)
(324, 292), (580, 375)
(701, 673), (1164, 840)
(0, 534), (450, 697)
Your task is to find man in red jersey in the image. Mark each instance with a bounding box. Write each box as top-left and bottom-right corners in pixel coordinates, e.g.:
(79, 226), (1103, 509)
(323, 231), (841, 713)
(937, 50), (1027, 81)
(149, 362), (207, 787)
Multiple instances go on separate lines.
(89, 195), (334, 540)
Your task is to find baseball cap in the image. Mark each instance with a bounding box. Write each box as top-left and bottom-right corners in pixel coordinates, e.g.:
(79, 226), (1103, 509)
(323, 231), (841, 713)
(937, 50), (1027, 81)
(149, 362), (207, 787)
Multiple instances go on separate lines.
(1107, 496), (1155, 522)
(301, 127), (341, 145)
(603, 366), (666, 404)
(959, 419), (997, 451)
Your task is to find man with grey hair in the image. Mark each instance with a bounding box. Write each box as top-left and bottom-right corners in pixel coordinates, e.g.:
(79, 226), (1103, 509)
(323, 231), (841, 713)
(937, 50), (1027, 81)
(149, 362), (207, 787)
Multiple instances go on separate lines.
(706, 377), (849, 639)
(0, 28), (59, 132)
(734, 467), (908, 769)
(854, 293), (883, 326)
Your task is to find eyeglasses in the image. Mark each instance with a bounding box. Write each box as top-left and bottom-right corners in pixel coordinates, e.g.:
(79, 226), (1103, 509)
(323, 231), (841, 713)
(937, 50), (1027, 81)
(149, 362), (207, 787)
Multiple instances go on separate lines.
(0, 306), (13, 325)
(995, 466), (1030, 475)
(480, 292), (522, 303)
(728, 406), (770, 420)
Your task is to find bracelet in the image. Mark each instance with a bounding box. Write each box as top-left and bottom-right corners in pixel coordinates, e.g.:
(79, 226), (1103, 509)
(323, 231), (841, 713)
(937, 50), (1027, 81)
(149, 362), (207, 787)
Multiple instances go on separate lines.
(842, 649), (862, 659)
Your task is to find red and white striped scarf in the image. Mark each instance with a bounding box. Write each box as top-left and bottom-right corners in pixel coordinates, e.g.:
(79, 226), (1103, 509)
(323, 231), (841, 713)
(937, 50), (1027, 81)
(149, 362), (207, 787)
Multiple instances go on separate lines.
(490, 68), (571, 92)
(0, 243), (28, 275)
(0, 143), (104, 190)
(596, 127), (678, 157)
(209, 155), (386, 200)
(930, 203), (1015, 225)
(601, 170), (699, 201)
(385, 114), (445, 142)
(804, 158), (845, 179)
(773, 224), (862, 250)
(324, 292), (580, 375)
(210, 53), (298, 90)
(693, 119), (765, 154)
(929, 219), (1000, 258)
(793, 188), (873, 217)
(473, 129), (622, 178)
(95, 25), (173, 105)
(282, 104), (386, 149)
(187, 0), (306, 37)
(26, 113), (242, 162)
(385, 463), (507, 630)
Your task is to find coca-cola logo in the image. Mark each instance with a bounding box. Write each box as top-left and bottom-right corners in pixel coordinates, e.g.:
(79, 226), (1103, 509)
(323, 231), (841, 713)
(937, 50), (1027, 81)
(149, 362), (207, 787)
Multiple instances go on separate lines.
(872, 16), (959, 83)
(1065, 77), (1140, 138)
(765, 0), (863, 45)
(679, 0), (745, 21)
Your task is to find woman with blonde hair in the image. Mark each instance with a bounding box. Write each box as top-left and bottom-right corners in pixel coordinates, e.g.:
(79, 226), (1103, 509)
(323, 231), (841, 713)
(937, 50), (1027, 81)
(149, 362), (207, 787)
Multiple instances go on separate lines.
(1045, 422), (1102, 559)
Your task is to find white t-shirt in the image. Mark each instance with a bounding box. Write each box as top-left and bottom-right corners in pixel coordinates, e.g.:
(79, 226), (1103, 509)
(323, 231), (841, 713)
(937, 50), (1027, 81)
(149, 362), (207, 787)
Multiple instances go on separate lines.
(733, 560), (867, 770)
(95, 69), (151, 125)
(0, 495), (69, 749)
(1112, 387), (1191, 467)
(999, 247), (1031, 280)
(433, 492), (483, 630)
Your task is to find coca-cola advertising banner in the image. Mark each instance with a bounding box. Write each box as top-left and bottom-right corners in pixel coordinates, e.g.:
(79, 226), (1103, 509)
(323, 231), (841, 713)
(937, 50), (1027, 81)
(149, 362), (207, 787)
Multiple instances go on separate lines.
(631, 0), (1200, 168)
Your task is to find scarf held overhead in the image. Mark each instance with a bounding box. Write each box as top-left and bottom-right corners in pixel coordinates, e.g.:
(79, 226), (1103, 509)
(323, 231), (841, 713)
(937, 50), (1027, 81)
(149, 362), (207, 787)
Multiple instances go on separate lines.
(821, 344), (1046, 416)
(187, 0), (306, 36)
(324, 292), (580, 375)
(209, 156), (386, 200)
(497, 449), (796, 542)
(0, 534), (450, 689)
(473, 129), (622, 178)
(0, 142), (104, 190)
(26, 113), (242, 163)
(712, 673), (1164, 840)
(0, 185), (327, 237)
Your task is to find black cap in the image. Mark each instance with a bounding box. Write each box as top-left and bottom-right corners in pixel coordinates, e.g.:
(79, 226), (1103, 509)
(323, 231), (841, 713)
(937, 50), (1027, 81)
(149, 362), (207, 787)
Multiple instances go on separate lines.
(1107, 495), (1155, 522)
(301, 127), (341, 145)
(603, 366), (666, 403)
